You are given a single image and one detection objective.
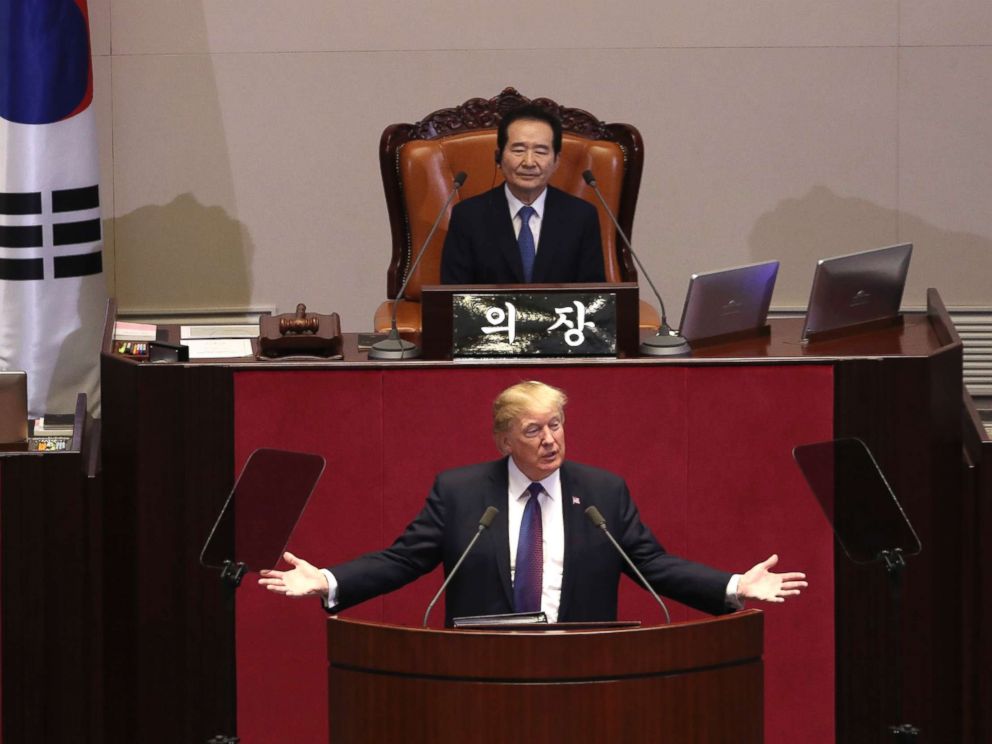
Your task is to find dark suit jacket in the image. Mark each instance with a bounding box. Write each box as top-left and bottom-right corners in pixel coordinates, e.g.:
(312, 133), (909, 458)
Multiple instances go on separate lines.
(329, 459), (733, 625)
(440, 185), (606, 285)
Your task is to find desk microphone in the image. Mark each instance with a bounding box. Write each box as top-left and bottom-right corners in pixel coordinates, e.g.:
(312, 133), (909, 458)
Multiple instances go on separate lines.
(582, 170), (690, 357)
(584, 506), (671, 624)
(369, 171), (468, 360)
(422, 506), (498, 627)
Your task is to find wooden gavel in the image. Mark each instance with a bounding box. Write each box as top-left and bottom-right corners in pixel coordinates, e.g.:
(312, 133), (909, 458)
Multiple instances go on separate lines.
(279, 304), (320, 335)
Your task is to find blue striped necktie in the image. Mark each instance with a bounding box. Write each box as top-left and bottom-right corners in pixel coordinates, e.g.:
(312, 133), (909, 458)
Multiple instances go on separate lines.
(514, 482), (544, 612)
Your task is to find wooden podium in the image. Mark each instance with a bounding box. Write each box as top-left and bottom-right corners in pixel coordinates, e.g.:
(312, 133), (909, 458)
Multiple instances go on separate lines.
(326, 611), (764, 743)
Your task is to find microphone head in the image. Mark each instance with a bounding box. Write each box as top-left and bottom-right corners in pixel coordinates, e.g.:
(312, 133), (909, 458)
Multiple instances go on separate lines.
(453, 171), (468, 188)
(584, 505), (606, 528)
(582, 170), (596, 186)
(479, 506), (499, 529)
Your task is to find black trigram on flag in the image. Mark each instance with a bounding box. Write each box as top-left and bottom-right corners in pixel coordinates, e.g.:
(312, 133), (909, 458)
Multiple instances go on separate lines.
(0, 184), (103, 280)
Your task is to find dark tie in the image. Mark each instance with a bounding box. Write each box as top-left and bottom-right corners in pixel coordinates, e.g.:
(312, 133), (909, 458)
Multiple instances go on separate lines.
(517, 206), (536, 282)
(514, 482), (544, 613)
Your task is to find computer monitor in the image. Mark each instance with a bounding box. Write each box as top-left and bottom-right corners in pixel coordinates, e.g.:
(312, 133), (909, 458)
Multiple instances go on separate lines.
(801, 243), (912, 342)
(677, 260), (779, 345)
(0, 371), (28, 444)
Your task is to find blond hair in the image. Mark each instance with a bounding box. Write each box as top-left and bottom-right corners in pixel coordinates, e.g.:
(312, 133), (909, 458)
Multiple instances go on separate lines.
(492, 381), (567, 434)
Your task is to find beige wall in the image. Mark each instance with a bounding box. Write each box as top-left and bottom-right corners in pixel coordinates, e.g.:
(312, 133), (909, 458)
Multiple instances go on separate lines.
(89, 1), (992, 327)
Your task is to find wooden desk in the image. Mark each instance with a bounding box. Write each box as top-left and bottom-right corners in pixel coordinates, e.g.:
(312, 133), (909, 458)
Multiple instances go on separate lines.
(99, 289), (967, 744)
(0, 396), (100, 743)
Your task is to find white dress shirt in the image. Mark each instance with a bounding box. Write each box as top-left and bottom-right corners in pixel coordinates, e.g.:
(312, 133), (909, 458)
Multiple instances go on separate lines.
(505, 184), (548, 254)
(506, 457), (565, 622)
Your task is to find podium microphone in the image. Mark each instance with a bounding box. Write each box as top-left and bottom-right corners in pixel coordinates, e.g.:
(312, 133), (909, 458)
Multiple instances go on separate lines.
(584, 506), (671, 624)
(422, 506), (498, 627)
(369, 171), (468, 360)
(582, 170), (690, 357)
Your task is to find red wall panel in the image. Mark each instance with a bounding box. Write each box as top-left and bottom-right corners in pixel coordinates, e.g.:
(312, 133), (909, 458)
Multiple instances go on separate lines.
(233, 364), (834, 743)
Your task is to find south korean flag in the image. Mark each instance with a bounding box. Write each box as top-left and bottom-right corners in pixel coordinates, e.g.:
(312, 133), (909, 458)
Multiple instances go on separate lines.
(1, 0), (106, 417)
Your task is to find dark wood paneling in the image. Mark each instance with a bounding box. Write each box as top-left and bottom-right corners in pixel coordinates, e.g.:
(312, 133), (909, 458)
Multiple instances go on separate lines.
(1, 452), (101, 743)
(979, 433), (992, 744)
(961, 393), (992, 744)
(100, 355), (236, 744)
(832, 343), (964, 742)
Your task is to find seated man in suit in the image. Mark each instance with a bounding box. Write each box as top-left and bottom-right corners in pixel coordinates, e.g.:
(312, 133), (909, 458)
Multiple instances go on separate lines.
(259, 381), (806, 625)
(440, 105), (607, 285)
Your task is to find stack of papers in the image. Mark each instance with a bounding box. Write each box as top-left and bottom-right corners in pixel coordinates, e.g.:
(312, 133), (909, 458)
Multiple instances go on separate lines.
(179, 324), (257, 359)
(114, 321), (157, 341)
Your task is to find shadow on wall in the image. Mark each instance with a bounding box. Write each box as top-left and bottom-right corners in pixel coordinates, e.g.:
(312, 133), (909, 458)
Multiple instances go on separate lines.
(749, 185), (992, 308)
(111, 193), (254, 311)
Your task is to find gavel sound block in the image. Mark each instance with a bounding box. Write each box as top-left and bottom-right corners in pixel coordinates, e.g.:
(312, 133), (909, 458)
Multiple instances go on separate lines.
(257, 304), (342, 358)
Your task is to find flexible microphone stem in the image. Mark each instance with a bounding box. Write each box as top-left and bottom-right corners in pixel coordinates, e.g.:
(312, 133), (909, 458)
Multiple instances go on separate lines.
(585, 506), (671, 624)
(369, 171), (468, 360)
(423, 506), (499, 627)
(582, 170), (689, 357)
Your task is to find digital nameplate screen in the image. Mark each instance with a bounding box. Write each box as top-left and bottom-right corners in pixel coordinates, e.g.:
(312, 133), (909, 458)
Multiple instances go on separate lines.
(452, 292), (617, 358)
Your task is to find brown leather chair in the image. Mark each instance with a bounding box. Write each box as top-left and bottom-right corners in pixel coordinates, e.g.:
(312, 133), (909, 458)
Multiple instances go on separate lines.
(374, 87), (660, 333)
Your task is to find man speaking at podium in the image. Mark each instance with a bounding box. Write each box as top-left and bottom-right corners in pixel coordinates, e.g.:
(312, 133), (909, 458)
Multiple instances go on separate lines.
(439, 105), (606, 286)
(260, 381), (806, 625)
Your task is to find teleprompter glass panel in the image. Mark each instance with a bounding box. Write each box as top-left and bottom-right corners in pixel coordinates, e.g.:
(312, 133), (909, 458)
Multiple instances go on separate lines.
(201, 448), (325, 572)
(793, 438), (920, 564)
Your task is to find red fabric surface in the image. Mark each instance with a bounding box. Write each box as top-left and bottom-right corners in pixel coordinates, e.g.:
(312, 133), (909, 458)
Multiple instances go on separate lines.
(686, 366), (836, 742)
(234, 365), (834, 744)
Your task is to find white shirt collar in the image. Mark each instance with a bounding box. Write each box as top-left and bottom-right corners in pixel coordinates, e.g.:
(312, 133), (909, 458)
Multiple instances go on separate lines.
(504, 183), (548, 220)
(507, 456), (560, 502)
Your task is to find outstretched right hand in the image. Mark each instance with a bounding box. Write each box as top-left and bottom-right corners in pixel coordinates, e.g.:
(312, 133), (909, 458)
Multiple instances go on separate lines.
(258, 551), (329, 598)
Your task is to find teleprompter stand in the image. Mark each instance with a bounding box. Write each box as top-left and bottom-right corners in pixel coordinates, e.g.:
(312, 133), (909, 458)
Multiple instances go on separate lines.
(793, 438), (923, 743)
(199, 448), (326, 744)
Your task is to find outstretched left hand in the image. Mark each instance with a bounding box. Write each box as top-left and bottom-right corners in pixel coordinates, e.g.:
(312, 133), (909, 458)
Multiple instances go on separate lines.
(738, 554), (807, 603)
